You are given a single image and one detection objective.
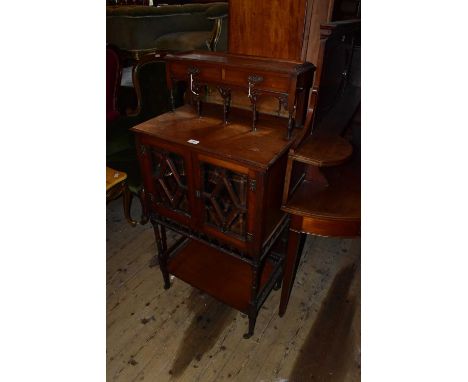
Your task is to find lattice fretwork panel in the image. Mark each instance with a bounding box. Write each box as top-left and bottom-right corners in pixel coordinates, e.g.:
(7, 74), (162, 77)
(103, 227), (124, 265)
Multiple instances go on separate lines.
(151, 149), (189, 215)
(200, 162), (248, 240)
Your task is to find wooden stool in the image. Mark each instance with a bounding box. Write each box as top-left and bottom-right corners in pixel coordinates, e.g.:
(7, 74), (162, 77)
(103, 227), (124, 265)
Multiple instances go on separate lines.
(106, 166), (137, 226)
(279, 135), (360, 316)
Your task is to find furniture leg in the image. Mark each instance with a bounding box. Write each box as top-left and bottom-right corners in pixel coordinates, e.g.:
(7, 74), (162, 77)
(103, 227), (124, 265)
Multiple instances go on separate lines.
(122, 182), (137, 227)
(287, 113), (294, 140)
(137, 187), (149, 225)
(279, 218), (304, 317)
(161, 225), (168, 252)
(197, 98), (202, 117)
(243, 311), (258, 339)
(243, 261), (262, 338)
(170, 88), (175, 111)
(149, 220), (163, 267)
(151, 222), (171, 289)
(252, 101), (257, 132)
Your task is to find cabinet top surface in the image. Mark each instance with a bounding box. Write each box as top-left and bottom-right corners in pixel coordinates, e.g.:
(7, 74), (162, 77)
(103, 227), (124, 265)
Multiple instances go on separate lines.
(131, 104), (297, 169)
(165, 51), (314, 75)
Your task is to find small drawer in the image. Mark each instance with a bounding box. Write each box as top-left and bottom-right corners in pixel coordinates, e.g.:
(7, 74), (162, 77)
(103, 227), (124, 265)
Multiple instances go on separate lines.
(223, 68), (290, 93)
(169, 62), (222, 83)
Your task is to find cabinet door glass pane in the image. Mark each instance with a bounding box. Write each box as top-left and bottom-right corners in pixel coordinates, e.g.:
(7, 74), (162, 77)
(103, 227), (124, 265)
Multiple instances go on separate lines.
(151, 148), (189, 215)
(200, 162), (248, 240)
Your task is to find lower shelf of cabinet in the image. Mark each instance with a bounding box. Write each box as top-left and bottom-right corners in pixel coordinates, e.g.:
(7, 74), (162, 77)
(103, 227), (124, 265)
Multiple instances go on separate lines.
(167, 239), (276, 313)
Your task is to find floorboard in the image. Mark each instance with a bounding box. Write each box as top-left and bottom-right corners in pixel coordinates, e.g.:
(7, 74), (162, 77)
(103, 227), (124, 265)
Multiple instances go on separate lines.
(107, 199), (360, 381)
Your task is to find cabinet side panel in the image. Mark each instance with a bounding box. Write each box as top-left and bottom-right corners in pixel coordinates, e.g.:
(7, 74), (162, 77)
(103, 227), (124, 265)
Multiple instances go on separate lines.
(261, 151), (289, 244)
(303, 0), (335, 64)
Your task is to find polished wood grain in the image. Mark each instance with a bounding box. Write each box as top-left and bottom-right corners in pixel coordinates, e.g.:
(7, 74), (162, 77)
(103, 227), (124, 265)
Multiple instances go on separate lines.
(133, 100), (295, 336)
(204, 0), (335, 118)
(279, 140), (360, 316)
(167, 239), (275, 313)
(302, 0), (336, 64)
(228, 0), (335, 66)
(132, 104), (297, 170)
(131, 34), (322, 336)
(106, 166), (128, 191)
(228, 0), (308, 61)
(291, 135), (353, 167)
(282, 164), (360, 222)
(166, 51), (310, 72)
(164, 51), (315, 138)
(106, 166), (137, 227)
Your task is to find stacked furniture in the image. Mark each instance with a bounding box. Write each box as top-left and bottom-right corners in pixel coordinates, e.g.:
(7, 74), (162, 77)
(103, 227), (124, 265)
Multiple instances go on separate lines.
(132, 52), (315, 337)
(130, 0), (360, 337)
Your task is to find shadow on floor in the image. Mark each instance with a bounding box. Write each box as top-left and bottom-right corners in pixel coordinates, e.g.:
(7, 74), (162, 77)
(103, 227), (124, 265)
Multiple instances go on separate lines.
(169, 289), (236, 378)
(289, 262), (360, 382)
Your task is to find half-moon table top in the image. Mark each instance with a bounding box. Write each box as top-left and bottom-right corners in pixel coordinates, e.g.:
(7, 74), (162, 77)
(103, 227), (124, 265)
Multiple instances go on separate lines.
(291, 135), (353, 167)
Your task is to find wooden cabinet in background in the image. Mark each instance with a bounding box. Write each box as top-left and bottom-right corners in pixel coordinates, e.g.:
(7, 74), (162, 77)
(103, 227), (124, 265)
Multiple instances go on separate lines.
(228, 0), (336, 66)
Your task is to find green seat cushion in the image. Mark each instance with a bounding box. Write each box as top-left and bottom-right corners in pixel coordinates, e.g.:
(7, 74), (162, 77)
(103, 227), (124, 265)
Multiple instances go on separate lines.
(153, 31), (212, 51)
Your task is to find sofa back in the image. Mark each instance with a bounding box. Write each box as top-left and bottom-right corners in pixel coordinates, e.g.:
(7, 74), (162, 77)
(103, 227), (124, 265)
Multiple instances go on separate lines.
(106, 3), (227, 51)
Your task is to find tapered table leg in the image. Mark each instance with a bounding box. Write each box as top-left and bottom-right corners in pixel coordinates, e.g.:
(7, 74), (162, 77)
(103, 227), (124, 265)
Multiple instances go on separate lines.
(279, 216), (304, 317)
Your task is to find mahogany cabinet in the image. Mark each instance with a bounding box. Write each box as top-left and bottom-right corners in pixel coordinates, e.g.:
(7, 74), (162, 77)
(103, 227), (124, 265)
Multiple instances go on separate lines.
(132, 52), (314, 338)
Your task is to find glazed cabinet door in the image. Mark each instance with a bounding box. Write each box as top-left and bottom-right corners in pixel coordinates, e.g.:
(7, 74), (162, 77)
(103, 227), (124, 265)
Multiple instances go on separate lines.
(138, 139), (195, 227)
(194, 154), (258, 252)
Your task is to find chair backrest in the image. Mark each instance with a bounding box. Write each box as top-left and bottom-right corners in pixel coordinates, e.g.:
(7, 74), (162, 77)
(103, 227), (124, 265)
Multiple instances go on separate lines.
(106, 45), (122, 119)
(131, 55), (185, 122)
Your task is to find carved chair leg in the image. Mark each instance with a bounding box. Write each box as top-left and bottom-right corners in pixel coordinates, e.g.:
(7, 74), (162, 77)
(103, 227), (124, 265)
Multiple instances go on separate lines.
(122, 182), (137, 227)
(137, 188), (149, 225)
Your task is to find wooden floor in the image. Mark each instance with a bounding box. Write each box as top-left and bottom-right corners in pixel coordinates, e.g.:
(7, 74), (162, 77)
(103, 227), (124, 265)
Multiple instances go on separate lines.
(107, 199), (361, 382)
